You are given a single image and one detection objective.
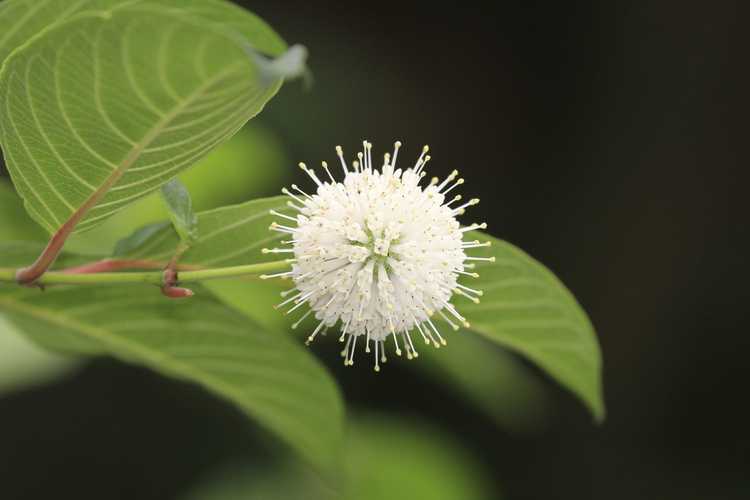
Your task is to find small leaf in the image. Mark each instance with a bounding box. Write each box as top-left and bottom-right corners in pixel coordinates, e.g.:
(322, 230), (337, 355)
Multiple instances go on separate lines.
(459, 232), (605, 421)
(161, 179), (198, 243)
(0, 0), (288, 234)
(0, 271), (344, 471)
(112, 221), (171, 257)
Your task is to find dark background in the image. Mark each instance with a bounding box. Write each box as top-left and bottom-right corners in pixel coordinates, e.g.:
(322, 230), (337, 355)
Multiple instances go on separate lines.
(1, 1), (746, 499)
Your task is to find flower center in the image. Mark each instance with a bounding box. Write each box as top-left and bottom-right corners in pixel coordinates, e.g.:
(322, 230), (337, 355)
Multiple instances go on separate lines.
(346, 226), (400, 265)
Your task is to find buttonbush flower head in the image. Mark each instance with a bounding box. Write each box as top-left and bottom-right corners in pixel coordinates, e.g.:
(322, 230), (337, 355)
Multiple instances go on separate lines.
(263, 141), (492, 371)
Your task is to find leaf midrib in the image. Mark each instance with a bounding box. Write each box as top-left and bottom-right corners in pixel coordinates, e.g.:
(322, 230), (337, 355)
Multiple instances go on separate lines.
(63, 60), (246, 231)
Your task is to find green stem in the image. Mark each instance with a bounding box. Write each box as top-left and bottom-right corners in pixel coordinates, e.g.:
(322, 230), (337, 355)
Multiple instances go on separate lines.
(0, 260), (291, 287)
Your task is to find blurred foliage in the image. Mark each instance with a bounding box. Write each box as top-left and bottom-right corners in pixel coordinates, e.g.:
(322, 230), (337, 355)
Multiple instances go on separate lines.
(421, 333), (552, 433)
(0, 315), (80, 396)
(344, 415), (495, 500)
(184, 414), (495, 500)
(0, 189), (80, 396)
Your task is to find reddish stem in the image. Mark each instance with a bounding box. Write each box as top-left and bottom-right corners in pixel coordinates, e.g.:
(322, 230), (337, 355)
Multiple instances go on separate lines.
(160, 285), (194, 299)
(61, 259), (167, 274)
(15, 220), (77, 284)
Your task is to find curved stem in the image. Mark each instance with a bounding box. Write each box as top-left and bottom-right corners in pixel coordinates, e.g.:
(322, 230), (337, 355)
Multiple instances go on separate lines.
(0, 260), (291, 287)
(14, 220), (76, 284)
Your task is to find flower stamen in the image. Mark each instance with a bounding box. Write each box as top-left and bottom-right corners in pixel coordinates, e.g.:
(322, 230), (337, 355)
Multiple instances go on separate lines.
(266, 140), (489, 369)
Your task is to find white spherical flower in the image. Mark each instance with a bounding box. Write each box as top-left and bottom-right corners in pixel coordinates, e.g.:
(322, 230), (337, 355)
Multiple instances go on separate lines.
(263, 141), (492, 371)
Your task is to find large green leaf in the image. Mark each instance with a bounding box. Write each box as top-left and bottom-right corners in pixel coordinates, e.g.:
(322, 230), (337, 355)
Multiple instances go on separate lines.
(0, 0), (287, 234)
(0, 275), (344, 471)
(459, 232), (605, 421)
(117, 196), (604, 420)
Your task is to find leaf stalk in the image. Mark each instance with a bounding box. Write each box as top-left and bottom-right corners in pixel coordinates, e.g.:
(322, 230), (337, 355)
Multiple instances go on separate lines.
(0, 260), (291, 288)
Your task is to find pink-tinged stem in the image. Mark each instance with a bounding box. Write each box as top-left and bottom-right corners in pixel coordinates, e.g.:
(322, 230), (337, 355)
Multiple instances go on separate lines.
(15, 166), (135, 284)
(14, 219), (78, 284)
(60, 259), (168, 275)
(160, 285), (194, 299)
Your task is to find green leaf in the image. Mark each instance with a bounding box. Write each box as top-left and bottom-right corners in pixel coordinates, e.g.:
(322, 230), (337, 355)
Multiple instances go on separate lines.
(0, 0), (93, 66)
(0, 0), (287, 74)
(112, 221), (171, 257)
(0, 279), (344, 471)
(161, 179), (198, 243)
(459, 232), (605, 421)
(0, 0), (288, 234)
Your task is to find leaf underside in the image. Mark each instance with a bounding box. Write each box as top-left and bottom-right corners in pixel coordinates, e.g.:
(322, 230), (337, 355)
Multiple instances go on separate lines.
(0, 0), (286, 234)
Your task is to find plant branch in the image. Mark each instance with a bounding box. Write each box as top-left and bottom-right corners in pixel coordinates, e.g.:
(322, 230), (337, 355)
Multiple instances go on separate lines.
(0, 260), (291, 288)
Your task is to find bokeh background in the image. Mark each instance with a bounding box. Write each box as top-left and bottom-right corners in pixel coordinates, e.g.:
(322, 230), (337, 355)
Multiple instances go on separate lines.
(0, 1), (746, 499)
